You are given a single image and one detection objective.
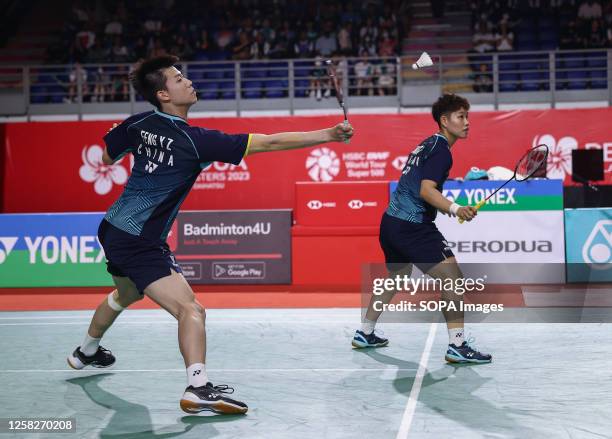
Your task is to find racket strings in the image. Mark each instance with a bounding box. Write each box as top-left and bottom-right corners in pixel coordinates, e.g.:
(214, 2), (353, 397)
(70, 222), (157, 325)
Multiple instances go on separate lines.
(516, 145), (548, 181)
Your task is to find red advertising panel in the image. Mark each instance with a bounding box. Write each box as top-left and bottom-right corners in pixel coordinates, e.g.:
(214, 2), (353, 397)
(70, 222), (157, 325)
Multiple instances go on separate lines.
(3, 108), (611, 213)
(294, 181), (389, 227)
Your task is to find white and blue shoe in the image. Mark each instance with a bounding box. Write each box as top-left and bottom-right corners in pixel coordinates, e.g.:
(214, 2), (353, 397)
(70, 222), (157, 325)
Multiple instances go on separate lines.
(445, 338), (492, 364)
(352, 330), (389, 348)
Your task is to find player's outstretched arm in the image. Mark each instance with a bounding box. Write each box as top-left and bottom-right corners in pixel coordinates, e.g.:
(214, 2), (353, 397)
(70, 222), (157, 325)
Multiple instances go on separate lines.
(420, 179), (477, 221)
(246, 122), (353, 155)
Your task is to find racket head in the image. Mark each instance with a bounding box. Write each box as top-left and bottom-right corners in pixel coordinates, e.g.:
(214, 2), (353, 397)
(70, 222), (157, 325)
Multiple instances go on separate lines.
(514, 144), (549, 181)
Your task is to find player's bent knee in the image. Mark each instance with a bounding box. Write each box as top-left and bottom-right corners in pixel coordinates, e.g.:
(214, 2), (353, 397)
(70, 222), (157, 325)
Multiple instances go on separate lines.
(177, 301), (204, 322)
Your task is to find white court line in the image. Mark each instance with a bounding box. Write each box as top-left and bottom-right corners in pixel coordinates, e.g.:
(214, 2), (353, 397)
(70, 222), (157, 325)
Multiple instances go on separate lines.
(0, 320), (357, 326)
(0, 314), (358, 321)
(0, 368), (416, 373)
(396, 322), (438, 439)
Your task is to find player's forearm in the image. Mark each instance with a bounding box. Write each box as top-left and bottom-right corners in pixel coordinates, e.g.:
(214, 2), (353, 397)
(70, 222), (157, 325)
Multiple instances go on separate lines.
(421, 186), (453, 213)
(249, 129), (332, 154)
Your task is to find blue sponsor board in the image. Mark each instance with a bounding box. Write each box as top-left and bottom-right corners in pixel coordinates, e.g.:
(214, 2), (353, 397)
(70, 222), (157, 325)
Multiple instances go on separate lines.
(0, 213), (108, 287)
(565, 208), (612, 282)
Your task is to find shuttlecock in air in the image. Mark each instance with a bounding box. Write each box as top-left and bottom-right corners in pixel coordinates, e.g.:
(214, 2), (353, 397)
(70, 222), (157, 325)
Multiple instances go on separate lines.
(412, 52), (433, 70)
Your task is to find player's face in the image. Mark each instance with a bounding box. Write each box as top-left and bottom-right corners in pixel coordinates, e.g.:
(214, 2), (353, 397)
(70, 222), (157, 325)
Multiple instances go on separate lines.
(161, 67), (197, 106)
(445, 108), (469, 139)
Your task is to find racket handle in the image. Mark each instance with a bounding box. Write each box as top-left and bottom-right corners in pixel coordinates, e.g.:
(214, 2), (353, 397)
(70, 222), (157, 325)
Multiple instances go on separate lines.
(457, 200), (486, 224)
(342, 120), (350, 144)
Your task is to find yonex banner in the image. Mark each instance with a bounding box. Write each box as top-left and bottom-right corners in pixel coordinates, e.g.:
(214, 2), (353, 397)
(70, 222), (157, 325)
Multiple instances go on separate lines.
(170, 210), (291, 284)
(387, 179), (565, 263)
(3, 108), (611, 213)
(565, 208), (612, 282)
(0, 213), (109, 287)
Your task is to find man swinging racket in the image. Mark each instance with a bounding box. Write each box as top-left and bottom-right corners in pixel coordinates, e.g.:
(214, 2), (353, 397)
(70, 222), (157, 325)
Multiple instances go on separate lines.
(67, 55), (354, 414)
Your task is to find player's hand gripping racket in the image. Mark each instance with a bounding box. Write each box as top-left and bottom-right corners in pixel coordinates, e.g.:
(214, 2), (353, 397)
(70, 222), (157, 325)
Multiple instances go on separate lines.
(325, 59), (350, 144)
(458, 144), (549, 223)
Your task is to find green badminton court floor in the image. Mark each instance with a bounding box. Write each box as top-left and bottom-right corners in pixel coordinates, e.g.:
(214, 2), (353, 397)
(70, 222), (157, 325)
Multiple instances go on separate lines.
(1, 308), (611, 438)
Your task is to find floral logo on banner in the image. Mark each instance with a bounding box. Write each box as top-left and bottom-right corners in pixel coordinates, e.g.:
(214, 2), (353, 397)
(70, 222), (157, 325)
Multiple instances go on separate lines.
(532, 134), (578, 180)
(305, 147), (340, 182)
(79, 145), (128, 195)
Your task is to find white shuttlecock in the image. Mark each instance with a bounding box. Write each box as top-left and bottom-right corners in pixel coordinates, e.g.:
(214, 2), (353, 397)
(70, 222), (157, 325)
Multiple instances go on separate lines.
(412, 51), (433, 70)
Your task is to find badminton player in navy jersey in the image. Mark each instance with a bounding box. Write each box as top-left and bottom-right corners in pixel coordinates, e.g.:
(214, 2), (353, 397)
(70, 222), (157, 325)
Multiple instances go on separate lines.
(352, 94), (491, 364)
(66, 55), (354, 414)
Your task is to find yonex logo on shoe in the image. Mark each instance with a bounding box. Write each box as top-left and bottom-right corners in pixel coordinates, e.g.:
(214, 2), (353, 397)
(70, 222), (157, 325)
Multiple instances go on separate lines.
(192, 370), (201, 376)
(0, 237), (18, 264)
(145, 161), (159, 173)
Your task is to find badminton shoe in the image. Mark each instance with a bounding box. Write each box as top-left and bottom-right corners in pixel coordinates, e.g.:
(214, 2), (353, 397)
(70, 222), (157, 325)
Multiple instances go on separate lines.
(445, 339), (492, 364)
(180, 382), (248, 414)
(352, 330), (389, 348)
(67, 346), (116, 369)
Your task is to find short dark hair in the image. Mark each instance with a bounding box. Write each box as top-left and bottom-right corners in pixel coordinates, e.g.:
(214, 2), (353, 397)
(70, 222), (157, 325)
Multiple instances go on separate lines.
(432, 93), (470, 127)
(130, 55), (179, 109)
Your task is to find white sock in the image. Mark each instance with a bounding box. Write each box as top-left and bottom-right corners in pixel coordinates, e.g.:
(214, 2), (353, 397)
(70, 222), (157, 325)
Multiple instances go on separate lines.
(449, 328), (465, 347)
(81, 334), (101, 356)
(361, 318), (377, 335)
(187, 363), (208, 388)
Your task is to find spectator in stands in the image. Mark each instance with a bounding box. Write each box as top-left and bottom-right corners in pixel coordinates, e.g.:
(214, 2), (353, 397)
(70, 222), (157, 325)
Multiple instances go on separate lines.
(314, 21), (338, 57)
(74, 24), (96, 61)
(359, 35), (378, 57)
(232, 31), (252, 60)
(375, 61), (396, 96)
(472, 21), (496, 52)
(294, 30), (313, 58)
(71, 0), (89, 24)
(250, 32), (270, 59)
(91, 67), (110, 102)
(66, 62), (88, 103)
(359, 17), (379, 44)
(86, 38), (109, 63)
(270, 33), (290, 59)
(588, 18), (608, 47)
(473, 63), (493, 93)
(309, 55), (329, 100)
(578, 0), (603, 19)
(378, 30), (397, 57)
(337, 22), (354, 55)
(170, 35), (194, 61)
(149, 37), (168, 58)
(104, 15), (123, 36)
(132, 36), (148, 61)
(110, 65), (129, 102)
(354, 52), (374, 96)
(195, 30), (214, 59)
(215, 20), (235, 54)
(560, 20), (585, 48)
(111, 36), (130, 63)
(495, 20), (514, 51)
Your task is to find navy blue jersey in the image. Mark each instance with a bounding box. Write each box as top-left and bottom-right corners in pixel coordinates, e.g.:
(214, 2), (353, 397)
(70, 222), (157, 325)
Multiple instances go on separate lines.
(103, 109), (250, 241)
(386, 133), (452, 223)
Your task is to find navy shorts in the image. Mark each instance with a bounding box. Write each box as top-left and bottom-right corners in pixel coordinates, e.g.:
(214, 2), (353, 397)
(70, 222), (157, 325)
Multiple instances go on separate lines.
(98, 219), (182, 293)
(379, 212), (454, 274)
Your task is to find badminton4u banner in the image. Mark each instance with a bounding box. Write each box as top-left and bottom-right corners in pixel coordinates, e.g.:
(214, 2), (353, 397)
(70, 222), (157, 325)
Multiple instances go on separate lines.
(1, 107), (610, 213)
